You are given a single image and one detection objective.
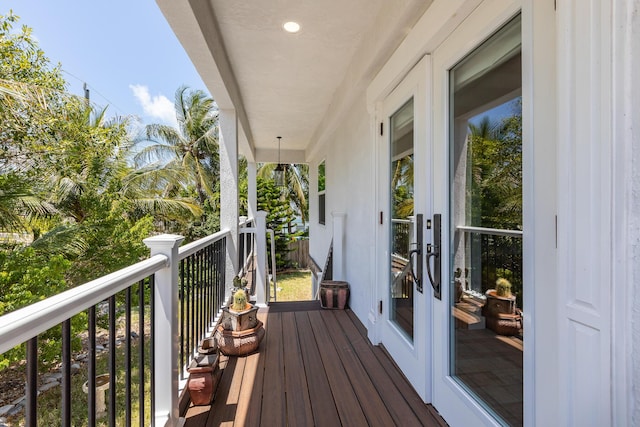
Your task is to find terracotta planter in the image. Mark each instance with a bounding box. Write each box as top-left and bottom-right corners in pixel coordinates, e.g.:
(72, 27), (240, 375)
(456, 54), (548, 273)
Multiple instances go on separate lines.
(219, 305), (259, 331)
(187, 366), (215, 405)
(320, 280), (349, 309)
(214, 320), (265, 356)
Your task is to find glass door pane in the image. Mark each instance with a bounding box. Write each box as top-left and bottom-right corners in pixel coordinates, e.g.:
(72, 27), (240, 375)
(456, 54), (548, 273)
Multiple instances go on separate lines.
(389, 98), (414, 340)
(449, 15), (523, 426)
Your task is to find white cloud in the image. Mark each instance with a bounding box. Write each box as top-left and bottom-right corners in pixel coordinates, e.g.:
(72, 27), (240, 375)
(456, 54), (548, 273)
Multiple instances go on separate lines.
(129, 84), (177, 127)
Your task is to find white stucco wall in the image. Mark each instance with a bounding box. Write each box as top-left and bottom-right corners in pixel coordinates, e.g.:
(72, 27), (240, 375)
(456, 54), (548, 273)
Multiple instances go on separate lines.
(309, 98), (375, 324)
(629, 2), (640, 423)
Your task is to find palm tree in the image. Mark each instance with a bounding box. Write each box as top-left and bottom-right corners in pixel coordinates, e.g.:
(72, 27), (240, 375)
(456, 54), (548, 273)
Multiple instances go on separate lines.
(257, 163), (309, 225)
(134, 86), (219, 207)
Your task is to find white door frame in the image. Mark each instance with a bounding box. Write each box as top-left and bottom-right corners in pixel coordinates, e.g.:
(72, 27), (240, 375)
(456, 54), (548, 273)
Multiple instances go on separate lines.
(373, 55), (431, 402)
(430, 1), (533, 426)
(368, 1), (559, 425)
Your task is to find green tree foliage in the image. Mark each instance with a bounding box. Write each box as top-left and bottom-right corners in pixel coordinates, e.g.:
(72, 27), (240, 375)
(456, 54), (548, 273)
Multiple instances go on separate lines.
(468, 106), (522, 230)
(257, 177), (300, 268)
(135, 86), (219, 208)
(0, 11), (67, 232)
(0, 247), (75, 369)
(257, 163), (309, 225)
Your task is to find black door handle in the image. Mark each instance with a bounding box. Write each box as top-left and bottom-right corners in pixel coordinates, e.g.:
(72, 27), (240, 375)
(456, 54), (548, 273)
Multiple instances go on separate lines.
(426, 214), (441, 300)
(409, 214), (423, 293)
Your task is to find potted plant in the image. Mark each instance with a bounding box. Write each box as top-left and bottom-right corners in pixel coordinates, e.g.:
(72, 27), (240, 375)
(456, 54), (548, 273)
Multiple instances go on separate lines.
(214, 288), (265, 355)
(232, 274), (249, 296)
(483, 278), (521, 336)
(219, 288), (259, 331)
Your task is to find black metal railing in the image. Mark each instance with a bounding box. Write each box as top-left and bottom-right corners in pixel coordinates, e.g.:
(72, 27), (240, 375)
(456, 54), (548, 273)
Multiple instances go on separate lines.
(5, 275), (156, 427)
(456, 226), (523, 306)
(391, 219), (411, 259)
(178, 237), (226, 379)
(0, 228), (236, 426)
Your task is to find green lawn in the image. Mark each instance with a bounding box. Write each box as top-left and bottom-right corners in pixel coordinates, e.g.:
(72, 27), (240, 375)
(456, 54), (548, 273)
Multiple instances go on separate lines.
(272, 270), (313, 302)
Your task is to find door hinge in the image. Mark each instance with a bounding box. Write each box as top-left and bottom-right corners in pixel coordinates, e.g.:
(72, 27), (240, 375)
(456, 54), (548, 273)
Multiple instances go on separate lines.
(380, 122), (384, 136)
(378, 300), (383, 314)
(554, 0), (557, 11)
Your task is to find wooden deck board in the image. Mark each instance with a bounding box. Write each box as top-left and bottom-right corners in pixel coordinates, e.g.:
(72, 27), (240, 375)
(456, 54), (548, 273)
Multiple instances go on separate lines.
(336, 310), (423, 427)
(282, 312), (314, 426)
(320, 310), (396, 426)
(307, 310), (369, 425)
(242, 310), (268, 427)
(185, 303), (448, 427)
(260, 312), (286, 426)
(295, 311), (342, 426)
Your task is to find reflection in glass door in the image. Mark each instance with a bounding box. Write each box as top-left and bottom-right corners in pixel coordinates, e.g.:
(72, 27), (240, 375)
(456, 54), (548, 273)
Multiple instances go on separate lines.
(449, 16), (523, 426)
(389, 98), (414, 340)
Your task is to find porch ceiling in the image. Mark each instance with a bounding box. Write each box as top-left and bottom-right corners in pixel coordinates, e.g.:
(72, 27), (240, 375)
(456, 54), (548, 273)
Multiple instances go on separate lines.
(156, 0), (432, 163)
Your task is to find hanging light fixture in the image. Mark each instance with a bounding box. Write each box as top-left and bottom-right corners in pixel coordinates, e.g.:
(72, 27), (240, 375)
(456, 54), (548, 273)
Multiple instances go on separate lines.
(274, 136), (285, 187)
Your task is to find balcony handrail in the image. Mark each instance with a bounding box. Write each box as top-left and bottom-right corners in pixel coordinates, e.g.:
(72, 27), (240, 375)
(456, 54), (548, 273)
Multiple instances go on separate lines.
(456, 225), (523, 238)
(0, 254), (168, 356)
(391, 218), (413, 224)
(178, 228), (231, 260)
(238, 216), (254, 228)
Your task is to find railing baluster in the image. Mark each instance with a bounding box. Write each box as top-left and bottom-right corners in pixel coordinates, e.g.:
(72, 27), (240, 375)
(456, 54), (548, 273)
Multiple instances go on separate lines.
(125, 287), (132, 427)
(26, 336), (38, 427)
(190, 255), (195, 360)
(180, 260), (186, 379)
(186, 256), (192, 364)
(195, 250), (201, 352)
(207, 246), (215, 326)
(62, 319), (72, 427)
(88, 306), (96, 427)
(138, 280), (145, 427)
(150, 275), (156, 427)
(109, 295), (116, 427)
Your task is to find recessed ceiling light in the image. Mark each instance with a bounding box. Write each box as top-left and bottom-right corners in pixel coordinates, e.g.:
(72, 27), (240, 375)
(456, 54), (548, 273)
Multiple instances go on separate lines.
(283, 21), (301, 33)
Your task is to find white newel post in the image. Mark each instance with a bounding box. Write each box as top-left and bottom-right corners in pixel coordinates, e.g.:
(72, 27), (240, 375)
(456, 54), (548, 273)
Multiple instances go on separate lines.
(143, 234), (184, 427)
(332, 212), (346, 280)
(254, 211), (268, 306)
(220, 109), (239, 299)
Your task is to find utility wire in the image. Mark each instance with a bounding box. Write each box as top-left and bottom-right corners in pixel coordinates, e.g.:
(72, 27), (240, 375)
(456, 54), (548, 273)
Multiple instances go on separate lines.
(61, 69), (129, 117)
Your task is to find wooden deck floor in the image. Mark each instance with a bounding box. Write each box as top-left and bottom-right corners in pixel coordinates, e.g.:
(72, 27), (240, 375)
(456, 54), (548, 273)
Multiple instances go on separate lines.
(184, 301), (447, 426)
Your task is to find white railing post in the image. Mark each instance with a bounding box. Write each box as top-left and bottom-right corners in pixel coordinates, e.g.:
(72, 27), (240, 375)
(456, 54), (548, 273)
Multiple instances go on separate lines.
(219, 109), (239, 296)
(332, 212), (346, 280)
(144, 234), (184, 427)
(255, 211), (268, 306)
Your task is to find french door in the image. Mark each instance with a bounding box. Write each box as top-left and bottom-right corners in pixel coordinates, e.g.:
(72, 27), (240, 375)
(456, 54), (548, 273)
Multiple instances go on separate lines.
(431, 2), (525, 426)
(378, 57), (431, 401)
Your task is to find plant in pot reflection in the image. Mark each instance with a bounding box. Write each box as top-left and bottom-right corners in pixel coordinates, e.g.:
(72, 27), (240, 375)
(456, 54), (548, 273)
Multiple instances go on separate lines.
(483, 278), (522, 336)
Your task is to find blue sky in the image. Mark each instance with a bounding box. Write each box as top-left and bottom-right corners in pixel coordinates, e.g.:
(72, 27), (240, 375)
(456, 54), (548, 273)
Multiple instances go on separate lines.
(5, 1), (208, 128)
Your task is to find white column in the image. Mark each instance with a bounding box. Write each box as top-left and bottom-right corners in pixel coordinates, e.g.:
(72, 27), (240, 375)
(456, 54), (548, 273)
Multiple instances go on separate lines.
(332, 212), (346, 281)
(219, 109), (239, 293)
(254, 211), (268, 306)
(143, 234), (184, 427)
(248, 162), (258, 220)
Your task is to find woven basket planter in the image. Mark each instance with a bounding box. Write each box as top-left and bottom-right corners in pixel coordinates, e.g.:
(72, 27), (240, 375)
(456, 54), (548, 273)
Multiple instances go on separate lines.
(214, 320), (265, 356)
(320, 280), (349, 309)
